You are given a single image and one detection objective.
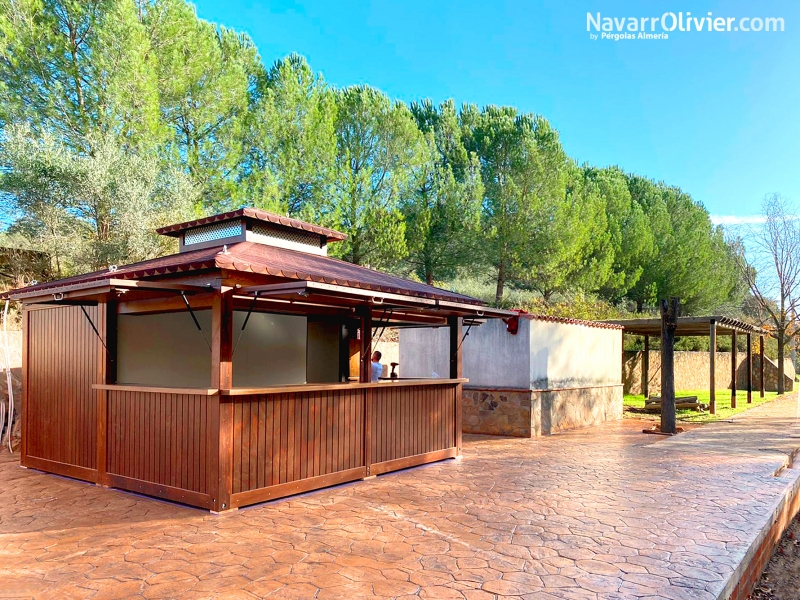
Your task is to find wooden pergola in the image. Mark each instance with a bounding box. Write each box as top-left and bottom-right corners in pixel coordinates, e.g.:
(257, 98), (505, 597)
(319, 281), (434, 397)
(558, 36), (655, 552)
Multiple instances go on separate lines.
(606, 316), (769, 414)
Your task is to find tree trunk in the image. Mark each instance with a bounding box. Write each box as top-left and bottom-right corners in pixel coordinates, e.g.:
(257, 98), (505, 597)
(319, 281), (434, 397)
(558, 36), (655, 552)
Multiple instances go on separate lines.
(660, 297), (679, 434)
(778, 334), (786, 395)
(495, 261), (506, 306)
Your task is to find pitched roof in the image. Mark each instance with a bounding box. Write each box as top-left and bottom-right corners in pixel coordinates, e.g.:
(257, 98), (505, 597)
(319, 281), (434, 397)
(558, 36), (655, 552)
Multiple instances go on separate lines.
(6, 242), (482, 305)
(156, 208), (348, 242)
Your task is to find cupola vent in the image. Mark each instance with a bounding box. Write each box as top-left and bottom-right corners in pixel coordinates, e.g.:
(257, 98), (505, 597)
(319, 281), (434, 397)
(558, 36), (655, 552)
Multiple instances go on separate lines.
(156, 208), (347, 256)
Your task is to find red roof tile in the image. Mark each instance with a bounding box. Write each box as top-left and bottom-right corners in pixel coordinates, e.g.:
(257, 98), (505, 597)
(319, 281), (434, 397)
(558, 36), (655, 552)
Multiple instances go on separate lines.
(215, 243), (482, 304)
(518, 311), (624, 330)
(6, 242), (482, 305)
(156, 208), (347, 242)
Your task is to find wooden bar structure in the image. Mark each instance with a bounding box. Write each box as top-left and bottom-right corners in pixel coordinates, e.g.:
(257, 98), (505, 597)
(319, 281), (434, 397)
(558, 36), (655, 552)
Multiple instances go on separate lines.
(607, 315), (768, 412)
(5, 209), (513, 511)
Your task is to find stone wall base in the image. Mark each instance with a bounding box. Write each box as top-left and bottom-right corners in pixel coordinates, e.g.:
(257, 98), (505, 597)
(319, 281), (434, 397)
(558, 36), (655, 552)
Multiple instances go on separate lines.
(463, 385), (623, 438)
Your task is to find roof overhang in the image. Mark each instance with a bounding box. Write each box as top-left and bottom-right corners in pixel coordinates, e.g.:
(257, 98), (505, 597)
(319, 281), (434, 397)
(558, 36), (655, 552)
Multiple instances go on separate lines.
(7, 278), (214, 305)
(236, 281), (514, 327)
(605, 316), (769, 337)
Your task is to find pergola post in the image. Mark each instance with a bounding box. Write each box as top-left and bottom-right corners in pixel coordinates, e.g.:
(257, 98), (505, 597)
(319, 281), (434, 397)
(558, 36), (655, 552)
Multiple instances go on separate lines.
(660, 298), (678, 434)
(731, 331), (737, 409)
(709, 320), (716, 415)
(96, 299), (117, 487)
(212, 288), (234, 512)
(747, 333), (753, 403)
(760, 335), (765, 398)
(358, 306), (373, 384)
(642, 335), (650, 398)
(449, 316), (463, 456)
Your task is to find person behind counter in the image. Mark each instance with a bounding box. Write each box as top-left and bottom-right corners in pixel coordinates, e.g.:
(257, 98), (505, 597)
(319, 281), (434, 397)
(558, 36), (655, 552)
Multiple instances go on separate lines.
(370, 351), (384, 382)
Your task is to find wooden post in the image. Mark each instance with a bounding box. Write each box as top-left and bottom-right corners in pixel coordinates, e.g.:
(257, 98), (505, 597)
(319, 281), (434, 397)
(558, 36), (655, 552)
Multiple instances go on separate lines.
(449, 316), (463, 456)
(760, 335), (765, 398)
(96, 300), (116, 486)
(642, 335), (650, 399)
(358, 306), (373, 475)
(660, 298), (678, 434)
(211, 288), (234, 511)
(709, 320), (716, 415)
(731, 331), (737, 409)
(447, 317), (464, 456)
(746, 333), (753, 403)
(358, 307), (372, 384)
(20, 307), (29, 464)
(621, 334), (625, 390)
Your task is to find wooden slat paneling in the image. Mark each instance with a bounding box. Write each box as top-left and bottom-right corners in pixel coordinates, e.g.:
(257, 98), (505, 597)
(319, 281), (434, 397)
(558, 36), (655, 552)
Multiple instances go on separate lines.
(231, 388), (365, 494)
(25, 306), (101, 476)
(107, 390), (215, 498)
(370, 384), (456, 465)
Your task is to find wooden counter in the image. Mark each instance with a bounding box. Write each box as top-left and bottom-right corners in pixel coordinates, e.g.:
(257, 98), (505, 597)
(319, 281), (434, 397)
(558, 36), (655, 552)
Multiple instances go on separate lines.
(92, 378), (467, 397)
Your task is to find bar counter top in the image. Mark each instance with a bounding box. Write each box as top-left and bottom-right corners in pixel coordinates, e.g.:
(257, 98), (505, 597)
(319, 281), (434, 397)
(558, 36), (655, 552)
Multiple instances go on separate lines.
(92, 378), (468, 397)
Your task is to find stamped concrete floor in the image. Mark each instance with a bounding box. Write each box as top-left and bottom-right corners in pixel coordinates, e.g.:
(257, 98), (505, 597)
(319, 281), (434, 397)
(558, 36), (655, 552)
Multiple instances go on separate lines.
(2, 395), (800, 600)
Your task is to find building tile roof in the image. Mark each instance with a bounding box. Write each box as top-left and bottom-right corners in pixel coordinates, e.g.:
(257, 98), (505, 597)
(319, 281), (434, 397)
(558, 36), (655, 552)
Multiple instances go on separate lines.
(156, 208), (348, 242)
(5, 242), (482, 305)
(519, 311), (624, 330)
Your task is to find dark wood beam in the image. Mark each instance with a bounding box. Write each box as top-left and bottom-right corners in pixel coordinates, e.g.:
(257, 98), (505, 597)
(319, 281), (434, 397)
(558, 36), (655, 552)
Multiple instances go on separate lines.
(731, 331), (737, 409)
(660, 298), (678, 434)
(211, 288), (234, 512)
(709, 320), (716, 415)
(449, 316), (463, 456)
(642, 335), (650, 398)
(747, 333), (753, 404)
(119, 293), (214, 315)
(760, 335), (765, 398)
(358, 306), (372, 384)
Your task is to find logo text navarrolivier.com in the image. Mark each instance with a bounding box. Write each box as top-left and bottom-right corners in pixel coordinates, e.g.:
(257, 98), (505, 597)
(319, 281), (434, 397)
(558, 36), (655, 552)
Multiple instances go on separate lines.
(587, 12), (785, 36)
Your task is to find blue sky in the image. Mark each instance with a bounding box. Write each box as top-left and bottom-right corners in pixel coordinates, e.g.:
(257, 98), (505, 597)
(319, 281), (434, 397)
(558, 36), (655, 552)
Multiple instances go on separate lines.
(192, 0), (799, 224)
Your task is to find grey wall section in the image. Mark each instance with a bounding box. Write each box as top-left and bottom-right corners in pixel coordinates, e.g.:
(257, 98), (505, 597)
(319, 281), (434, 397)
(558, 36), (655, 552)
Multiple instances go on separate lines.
(463, 319), (531, 389)
(117, 310), (308, 388)
(117, 310), (213, 388)
(232, 312), (307, 387)
(399, 327), (450, 379)
(307, 320), (340, 383)
(399, 320), (530, 387)
(400, 318), (620, 390)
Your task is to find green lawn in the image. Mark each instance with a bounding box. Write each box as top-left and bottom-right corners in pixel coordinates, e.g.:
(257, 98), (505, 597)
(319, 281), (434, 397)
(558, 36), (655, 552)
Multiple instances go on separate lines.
(624, 389), (780, 424)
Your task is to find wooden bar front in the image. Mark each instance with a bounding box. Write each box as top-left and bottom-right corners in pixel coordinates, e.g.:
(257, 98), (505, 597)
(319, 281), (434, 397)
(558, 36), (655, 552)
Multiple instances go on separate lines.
(91, 381), (461, 510)
(20, 302), (467, 511)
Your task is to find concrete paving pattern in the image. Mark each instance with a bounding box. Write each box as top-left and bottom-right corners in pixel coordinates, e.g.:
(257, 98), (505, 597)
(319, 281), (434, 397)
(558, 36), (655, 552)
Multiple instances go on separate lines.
(2, 394), (800, 599)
